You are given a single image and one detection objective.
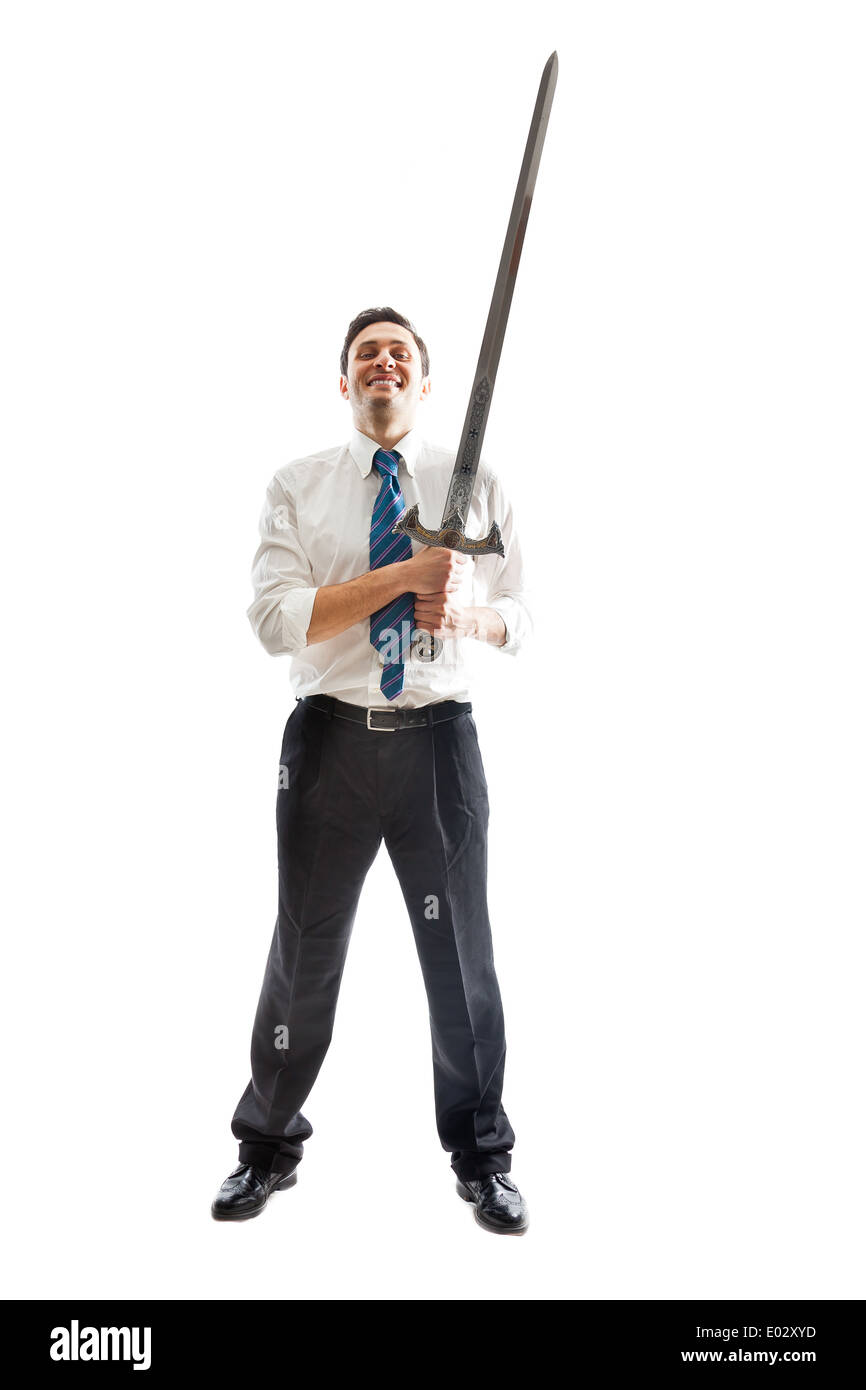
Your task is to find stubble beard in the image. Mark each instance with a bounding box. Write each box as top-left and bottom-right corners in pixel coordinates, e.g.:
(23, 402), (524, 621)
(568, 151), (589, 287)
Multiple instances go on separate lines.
(354, 382), (412, 433)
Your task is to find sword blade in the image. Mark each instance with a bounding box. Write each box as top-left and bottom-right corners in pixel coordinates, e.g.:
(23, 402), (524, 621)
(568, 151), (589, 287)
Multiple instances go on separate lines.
(440, 51), (558, 534)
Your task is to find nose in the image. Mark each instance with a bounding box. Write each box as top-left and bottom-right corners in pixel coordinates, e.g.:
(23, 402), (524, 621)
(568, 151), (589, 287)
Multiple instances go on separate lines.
(374, 350), (396, 371)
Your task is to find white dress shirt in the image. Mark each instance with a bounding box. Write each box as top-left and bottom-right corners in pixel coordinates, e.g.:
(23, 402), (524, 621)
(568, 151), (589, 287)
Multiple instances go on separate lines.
(247, 425), (532, 707)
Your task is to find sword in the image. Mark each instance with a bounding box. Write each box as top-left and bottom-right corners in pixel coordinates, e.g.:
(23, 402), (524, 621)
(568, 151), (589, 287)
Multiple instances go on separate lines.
(395, 51), (558, 569)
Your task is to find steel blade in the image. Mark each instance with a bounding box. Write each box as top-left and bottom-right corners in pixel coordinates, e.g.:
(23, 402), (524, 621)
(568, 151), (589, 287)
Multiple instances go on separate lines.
(439, 51), (558, 533)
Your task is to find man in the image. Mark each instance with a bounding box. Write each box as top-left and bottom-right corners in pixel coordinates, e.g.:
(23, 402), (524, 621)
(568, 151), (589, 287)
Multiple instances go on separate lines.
(212, 307), (532, 1234)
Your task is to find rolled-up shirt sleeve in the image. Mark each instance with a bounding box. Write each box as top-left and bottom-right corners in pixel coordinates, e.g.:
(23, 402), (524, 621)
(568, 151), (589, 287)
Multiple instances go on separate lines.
(247, 473), (319, 656)
(474, 471), (533, 656)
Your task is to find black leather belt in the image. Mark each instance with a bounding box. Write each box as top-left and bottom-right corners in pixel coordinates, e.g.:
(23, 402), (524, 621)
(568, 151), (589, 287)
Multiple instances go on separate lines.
(300, 694), (471, 732)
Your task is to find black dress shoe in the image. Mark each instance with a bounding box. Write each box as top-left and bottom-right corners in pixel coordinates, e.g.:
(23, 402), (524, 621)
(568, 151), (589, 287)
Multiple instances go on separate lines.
(211, 1162), (297, 1221)
(456, 1172), (529, 1234)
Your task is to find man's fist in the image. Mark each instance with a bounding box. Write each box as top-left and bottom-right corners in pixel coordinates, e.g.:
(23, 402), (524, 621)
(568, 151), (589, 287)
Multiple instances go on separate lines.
(412, 591), (478, 637)
(404, 545), (469, 593)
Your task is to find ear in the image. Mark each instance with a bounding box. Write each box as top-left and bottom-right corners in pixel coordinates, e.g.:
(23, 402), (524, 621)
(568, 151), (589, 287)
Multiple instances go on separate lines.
(419, 377), (432, 400)
(338, 374), (349, 401)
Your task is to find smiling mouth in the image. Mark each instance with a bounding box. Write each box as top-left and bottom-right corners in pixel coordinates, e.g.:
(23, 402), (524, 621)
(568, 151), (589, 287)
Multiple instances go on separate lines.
(366, 375), (402, 388)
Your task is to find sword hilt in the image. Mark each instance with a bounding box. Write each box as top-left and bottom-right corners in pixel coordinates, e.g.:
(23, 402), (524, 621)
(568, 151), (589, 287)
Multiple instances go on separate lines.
(393, 504), (505, 558)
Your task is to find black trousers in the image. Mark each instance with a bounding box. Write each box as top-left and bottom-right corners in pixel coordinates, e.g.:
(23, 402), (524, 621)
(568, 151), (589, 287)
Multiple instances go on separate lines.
(230, 696), (515, 1182)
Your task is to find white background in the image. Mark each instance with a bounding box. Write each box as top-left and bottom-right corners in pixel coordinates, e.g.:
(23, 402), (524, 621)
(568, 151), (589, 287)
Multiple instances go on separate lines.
(1, 0), (864, 1301)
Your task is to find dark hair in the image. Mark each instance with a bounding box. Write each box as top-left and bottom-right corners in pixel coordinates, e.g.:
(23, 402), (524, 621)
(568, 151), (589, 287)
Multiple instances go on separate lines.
(340, 306), (430, 378)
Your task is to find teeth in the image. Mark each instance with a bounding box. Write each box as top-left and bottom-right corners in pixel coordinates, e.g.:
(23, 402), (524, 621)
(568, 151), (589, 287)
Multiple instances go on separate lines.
(369, 378), (400, 385)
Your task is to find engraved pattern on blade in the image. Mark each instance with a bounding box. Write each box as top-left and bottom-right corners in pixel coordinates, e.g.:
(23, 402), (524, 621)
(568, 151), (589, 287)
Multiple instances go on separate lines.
(444, 377), (491, 521)
(443, 480), (472, 520)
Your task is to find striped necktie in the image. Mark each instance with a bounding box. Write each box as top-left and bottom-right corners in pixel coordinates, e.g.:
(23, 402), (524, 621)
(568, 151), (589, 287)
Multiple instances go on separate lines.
(369, 447), (414, 700)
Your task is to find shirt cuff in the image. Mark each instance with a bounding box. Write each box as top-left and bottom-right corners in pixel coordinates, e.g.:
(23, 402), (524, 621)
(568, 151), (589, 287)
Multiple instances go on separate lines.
(485, 599), (523, 655)
(280, 586), (319, 653)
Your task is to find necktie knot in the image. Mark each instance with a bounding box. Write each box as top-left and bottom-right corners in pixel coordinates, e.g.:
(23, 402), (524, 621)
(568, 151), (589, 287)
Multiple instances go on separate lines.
(373, 447), (401, 478)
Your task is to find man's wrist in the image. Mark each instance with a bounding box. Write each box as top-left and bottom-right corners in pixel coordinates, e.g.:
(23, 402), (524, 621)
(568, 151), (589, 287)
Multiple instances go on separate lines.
(379, 557), (414, 605)
(391, 556), (414, 584)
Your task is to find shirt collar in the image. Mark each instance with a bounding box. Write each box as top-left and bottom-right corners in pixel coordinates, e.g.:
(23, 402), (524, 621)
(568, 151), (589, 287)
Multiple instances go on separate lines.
(348, 425), (419, 479)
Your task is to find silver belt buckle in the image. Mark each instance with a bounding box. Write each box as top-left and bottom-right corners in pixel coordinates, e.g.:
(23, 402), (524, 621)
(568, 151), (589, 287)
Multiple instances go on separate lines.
(367, 707), (398, 732)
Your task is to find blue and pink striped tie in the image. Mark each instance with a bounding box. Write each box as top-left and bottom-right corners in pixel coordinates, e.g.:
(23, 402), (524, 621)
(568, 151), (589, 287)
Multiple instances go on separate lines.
(369, 448), (414, 700)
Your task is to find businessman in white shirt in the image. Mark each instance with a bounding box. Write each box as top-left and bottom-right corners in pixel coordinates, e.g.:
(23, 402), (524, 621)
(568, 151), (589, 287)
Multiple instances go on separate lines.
(212, 308), (531, 1234)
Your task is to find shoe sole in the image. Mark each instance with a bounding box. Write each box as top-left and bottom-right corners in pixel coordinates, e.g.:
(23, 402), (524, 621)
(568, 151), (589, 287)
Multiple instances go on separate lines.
(455, 1180), (529, 1235)
(211, 1171), (297, 1222)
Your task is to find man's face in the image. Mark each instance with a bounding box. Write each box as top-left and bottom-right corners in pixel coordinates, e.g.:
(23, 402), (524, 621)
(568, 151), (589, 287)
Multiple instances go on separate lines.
(339, 320), (430, 426)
